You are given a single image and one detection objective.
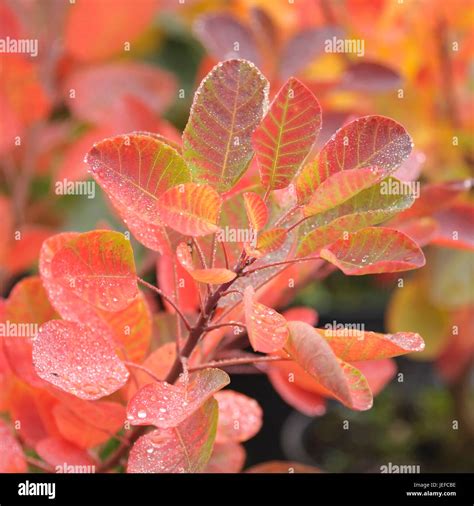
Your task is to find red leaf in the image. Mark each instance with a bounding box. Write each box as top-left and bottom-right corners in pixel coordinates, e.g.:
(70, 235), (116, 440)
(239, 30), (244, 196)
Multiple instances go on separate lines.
(87, 133), (191, 226)
(65, 0), (157, 62)
(156, 183), (222, 236)
(183, 59), (269, 192)
(243, 286), (289, 353)
(285, 321), (373, 410)
(243, 192), (268, 231)
(320, 227), (426, 275)
(52, 399), (125, 449)
(127, 368), (229, 428)
(50, 230), (138, 311)
(127, 399), (218, 473)
(303, 166), (387, 216)
(64, 63), (175, 123)
(0, 420), (27, 473)
(296, 116), (412, 204)
(253, 77), (321, 190)
(282, 307), (319, 326)
(215, 390), (263, 443)
(3, 276), (56, 388)
(267, 367), (327, 416)
(33, 320), (129, 400)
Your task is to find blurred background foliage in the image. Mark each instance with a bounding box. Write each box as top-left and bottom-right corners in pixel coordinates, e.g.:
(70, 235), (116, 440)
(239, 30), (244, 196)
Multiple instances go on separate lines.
(0, 0), (472, 471)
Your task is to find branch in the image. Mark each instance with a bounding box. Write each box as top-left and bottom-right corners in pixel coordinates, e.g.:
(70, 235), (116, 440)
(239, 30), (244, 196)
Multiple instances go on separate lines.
(137, 277), (192, 331)
(243, 255), (321, 276)
(189, 355), (290, 372)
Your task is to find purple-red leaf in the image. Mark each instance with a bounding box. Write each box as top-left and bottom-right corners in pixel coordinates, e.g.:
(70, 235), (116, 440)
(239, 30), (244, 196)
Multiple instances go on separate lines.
(33, 320), (129, 400)
(194, 14), (261, 66)
(252, 77), (321, 191)
(320, 227), (426, 275)
(183, 59), (269, 192)
(296, 116), (413, 205)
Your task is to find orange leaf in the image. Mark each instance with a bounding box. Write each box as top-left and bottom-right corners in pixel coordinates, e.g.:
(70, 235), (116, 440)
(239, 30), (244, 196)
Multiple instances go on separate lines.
(243, 192), (268, 231)
(176, 242), (236, 284)
(157, 183), (222, 236)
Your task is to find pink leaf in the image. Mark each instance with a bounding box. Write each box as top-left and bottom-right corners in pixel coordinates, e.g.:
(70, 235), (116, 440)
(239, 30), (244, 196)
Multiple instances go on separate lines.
(127, 399), (218, 473)
(215, 390), (263, 443)
(33, 320), (129, 400)
(243, 286), (289, 353)
(127, 368), (229, 428)
(205, 442), (246, 473)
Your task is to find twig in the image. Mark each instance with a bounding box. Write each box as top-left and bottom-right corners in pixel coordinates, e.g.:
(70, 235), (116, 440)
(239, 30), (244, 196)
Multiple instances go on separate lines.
(204, 321), (247, 333)
(123, 361), (163, 384)
(243, 255), (321, 276)
(26, 457), (54, 473)
(189, 355), (290, 372)
(137, 277), (192, 331)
